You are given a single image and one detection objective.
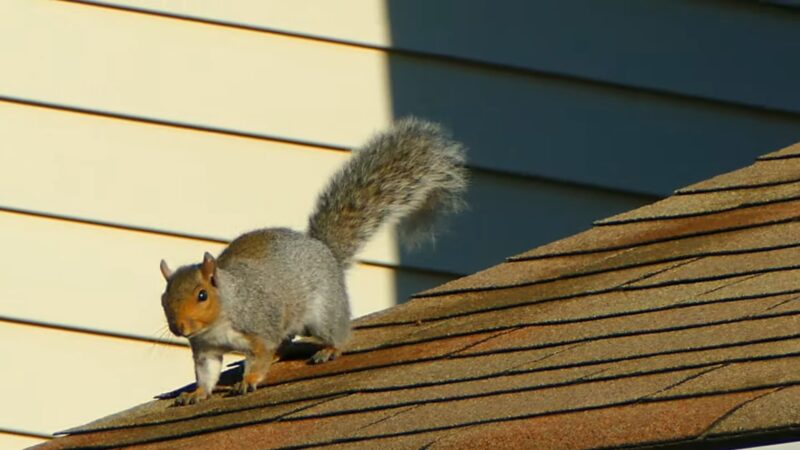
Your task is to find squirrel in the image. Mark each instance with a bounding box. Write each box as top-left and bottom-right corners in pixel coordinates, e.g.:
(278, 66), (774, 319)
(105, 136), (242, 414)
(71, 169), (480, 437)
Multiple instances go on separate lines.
(159, 118), (467, 406)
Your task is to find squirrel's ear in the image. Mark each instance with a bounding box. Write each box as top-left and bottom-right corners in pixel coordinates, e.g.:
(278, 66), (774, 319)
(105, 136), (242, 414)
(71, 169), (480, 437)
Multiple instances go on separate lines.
(160, 260), (173, 281)
(201, 252), (217, 280)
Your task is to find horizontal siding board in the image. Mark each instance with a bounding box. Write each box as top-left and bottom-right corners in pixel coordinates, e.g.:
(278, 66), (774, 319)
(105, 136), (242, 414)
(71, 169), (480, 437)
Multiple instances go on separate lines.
(0, 0), (393, 151)
(78, 0), (800, 114)
(387, 0), (800, 114)
(3, 2), (799, 196)
(0, 432), (47, 448)
(388, 53), (800, 196)
(0, 101), (355, 254)
(0, 211), (450, 343)
(71, 0), (392, 45)
(0, 321), (194, 436)
(0, 101), (648, 275)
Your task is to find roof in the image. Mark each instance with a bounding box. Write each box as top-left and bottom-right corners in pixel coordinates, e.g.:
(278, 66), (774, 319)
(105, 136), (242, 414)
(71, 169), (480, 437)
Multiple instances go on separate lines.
(38, 141), (800, 450)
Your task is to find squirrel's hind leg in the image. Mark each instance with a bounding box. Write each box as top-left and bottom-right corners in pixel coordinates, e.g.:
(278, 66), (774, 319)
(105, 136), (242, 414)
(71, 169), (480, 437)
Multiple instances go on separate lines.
(290, 335), (342, 363)
(302, 284), (351, 364)
(303, 322), (348, 364)
(309, 346), (341, 364)
(231, 334), (276, 395)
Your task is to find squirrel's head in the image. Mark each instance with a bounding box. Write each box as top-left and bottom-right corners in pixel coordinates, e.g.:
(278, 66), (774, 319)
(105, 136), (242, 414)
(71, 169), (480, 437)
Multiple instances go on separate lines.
(159, 252), (221, 338)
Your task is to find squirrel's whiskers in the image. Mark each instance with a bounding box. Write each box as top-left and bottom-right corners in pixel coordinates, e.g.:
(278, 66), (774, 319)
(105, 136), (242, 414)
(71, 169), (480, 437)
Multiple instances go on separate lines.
(144, 325), (176, 356)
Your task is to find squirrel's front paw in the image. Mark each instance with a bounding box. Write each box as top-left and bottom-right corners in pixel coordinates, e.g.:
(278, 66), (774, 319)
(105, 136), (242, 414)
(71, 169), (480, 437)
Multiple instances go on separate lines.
(231, 380), (258, 396)
(174, 389), (208, 406)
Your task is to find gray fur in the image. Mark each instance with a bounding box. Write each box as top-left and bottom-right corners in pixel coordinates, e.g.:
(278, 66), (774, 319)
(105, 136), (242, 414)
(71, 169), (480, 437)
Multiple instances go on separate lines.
(168, 118), (466, 391)
(215, 228), (350, 349)
(308, 117), (468, 267)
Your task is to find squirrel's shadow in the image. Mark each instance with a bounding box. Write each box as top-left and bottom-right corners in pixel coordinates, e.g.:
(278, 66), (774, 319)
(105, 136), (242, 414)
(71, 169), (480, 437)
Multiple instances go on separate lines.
(156, 340), (322, 400)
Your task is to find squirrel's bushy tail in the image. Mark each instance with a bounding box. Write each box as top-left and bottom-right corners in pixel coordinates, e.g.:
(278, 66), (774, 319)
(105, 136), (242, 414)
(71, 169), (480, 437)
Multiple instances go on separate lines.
(308, 117), (467, 267)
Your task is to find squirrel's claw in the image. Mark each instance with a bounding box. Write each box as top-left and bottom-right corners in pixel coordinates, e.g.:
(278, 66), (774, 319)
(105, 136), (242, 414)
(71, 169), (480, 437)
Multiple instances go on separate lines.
(231, 381), (257, 395)
(231, 381), (258, 396)
(309, 347), (341, 364)
(174, 389), (208, 406)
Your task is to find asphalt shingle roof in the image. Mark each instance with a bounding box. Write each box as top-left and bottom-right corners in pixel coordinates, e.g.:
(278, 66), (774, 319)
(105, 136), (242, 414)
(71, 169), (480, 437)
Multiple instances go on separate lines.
(38, 141), (800, 449)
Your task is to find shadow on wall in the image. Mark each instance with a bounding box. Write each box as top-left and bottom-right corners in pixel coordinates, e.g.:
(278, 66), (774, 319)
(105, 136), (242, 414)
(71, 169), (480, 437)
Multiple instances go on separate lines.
(384, 0), (800, 305)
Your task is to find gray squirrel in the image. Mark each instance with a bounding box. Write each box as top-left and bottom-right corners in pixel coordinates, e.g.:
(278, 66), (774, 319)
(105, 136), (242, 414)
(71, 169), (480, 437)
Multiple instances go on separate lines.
(159, 118), (467, 405)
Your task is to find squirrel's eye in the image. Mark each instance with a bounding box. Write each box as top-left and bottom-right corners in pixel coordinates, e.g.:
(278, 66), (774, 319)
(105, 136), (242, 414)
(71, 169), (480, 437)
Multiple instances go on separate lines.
(197, 290), (208, 302)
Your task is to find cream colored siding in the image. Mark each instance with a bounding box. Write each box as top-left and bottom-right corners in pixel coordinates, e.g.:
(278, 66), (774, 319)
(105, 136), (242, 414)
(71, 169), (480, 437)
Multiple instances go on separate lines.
(0, 101), (401, 267)
(0, 322), (194, 436)
(83, 0), (393, 46)
(0, 433), (47, 449)
(0, 0), (392, 151)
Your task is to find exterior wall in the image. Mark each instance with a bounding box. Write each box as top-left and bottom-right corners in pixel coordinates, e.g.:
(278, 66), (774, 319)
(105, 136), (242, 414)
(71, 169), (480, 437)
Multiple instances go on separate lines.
(2, 0), (800, 444)
(0, 1), (438, 443)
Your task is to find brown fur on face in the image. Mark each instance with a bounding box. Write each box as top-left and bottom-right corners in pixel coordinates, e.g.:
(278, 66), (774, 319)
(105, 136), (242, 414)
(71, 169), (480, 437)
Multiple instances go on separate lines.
(160, 253), (221, 337)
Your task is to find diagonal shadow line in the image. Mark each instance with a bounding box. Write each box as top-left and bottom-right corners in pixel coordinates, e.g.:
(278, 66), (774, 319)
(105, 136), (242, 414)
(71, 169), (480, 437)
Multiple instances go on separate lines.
(354, 288), (800, 355)
(764, 296), (800, 312)
(312, 344), (721, 446)
(417, 222), (800, 301)
(349, 287), (800, 359)
(236, 303), (800, 408)
(683, 425), (800, 450)
(592, 424), (800, 450)
(271, 384), (797, 450)
(62, 327), (514, 436)
(446, 309), (800, 360)
(674, 176), (800, 196)
(619, 263), (800, 293)
(374, 264), (800, 329)
(698, 386), (782, 439)
(66, 372), (799, 449)
(65, 331), (800, 441)
(490, 334), (800, 381)
(761, 153), (800, 161)
(686, 272), (761, 298)
(360, 271), (799, 336)
(596, 191), (800, 227)
(508, 213), (800, 263)
(279, 349), (800, 426)
(58, 393), (349, 450)
(641, 364), (727, 400)
(354, 405), (419, 433)
(617, 256), (700, 287)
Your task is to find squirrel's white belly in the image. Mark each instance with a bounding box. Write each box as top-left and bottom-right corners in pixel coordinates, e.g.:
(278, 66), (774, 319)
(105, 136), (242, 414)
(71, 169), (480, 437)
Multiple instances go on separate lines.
(192, 318), (251, 353)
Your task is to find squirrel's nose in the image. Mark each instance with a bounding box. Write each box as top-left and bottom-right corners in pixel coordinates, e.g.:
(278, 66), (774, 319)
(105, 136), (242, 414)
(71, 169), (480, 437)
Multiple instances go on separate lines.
(168, 320), (187, 337)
